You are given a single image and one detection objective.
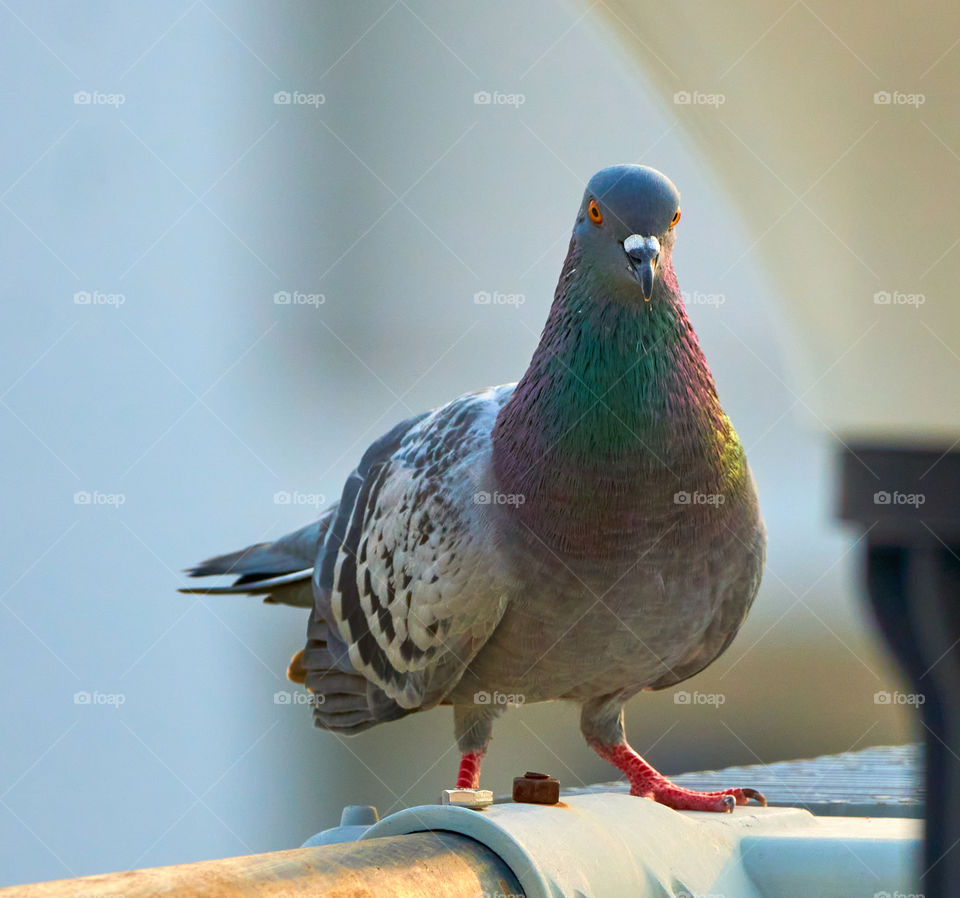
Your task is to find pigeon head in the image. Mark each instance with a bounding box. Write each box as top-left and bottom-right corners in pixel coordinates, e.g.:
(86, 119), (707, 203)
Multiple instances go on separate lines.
(573, 165), (682, 302)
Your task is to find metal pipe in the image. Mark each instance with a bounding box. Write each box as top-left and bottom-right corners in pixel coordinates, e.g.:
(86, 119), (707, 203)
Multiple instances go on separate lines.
(0, 831), (524, 898)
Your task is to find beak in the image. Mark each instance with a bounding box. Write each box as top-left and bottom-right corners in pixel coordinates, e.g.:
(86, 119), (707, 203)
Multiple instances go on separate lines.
(623, 235), (661, 301)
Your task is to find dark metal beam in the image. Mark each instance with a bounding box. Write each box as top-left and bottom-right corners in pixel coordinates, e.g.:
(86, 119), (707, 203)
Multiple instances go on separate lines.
(839, 443), (960, 898)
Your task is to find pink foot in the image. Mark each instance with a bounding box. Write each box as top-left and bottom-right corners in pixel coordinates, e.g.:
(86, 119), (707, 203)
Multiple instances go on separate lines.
(455, 750), (484, 789)
(592, 743), (766, 813)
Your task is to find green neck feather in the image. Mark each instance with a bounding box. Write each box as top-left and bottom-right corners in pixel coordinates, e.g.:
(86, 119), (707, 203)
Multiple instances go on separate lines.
(492, 249), (749, 555)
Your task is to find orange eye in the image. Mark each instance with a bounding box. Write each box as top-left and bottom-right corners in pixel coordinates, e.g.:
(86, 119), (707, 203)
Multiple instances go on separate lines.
(669, 208), (681, 228)
(587, 199), (603, 225)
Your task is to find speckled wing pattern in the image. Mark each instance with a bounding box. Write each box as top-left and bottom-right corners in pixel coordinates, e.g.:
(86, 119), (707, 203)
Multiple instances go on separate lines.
(312, 385), (516, 711)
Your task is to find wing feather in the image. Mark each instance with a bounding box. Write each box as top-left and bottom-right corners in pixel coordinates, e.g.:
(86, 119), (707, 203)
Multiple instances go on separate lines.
(310, 386), (515, 709)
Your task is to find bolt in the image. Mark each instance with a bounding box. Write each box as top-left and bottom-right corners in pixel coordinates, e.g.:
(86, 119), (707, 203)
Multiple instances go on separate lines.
(441, 788), (494, 809)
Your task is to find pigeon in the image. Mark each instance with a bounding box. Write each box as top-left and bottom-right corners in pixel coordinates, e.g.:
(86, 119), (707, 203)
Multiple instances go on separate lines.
(183, 164), (766, 812)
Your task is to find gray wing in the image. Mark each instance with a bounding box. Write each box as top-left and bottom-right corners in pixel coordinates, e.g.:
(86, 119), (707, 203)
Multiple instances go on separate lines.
(309, 385), (516, 711)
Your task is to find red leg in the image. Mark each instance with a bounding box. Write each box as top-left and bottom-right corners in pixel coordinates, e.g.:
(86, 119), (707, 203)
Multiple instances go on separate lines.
(591, 742), (766, 813)
(455, 750), (485, 789)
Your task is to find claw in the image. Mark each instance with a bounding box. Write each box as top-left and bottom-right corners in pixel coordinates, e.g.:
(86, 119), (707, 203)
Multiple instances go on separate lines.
(739, 787), (767, 807)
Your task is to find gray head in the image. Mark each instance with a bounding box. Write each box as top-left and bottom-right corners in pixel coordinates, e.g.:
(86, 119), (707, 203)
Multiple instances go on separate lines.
(572, 165), (682, 301)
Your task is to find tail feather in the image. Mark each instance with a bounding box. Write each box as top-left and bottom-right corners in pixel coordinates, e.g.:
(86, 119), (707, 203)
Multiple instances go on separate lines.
(180, 510), (334, 607)
(179, 568), (314, 602)
(182, 501), (414, 734)
(186, 544), (307, 579)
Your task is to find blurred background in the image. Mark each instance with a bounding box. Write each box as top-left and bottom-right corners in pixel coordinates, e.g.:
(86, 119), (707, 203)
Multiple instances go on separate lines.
(2, 0), (955, 888)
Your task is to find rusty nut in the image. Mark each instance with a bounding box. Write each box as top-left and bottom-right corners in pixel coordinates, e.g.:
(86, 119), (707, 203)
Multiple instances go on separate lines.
(512, 771), (560, 804)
